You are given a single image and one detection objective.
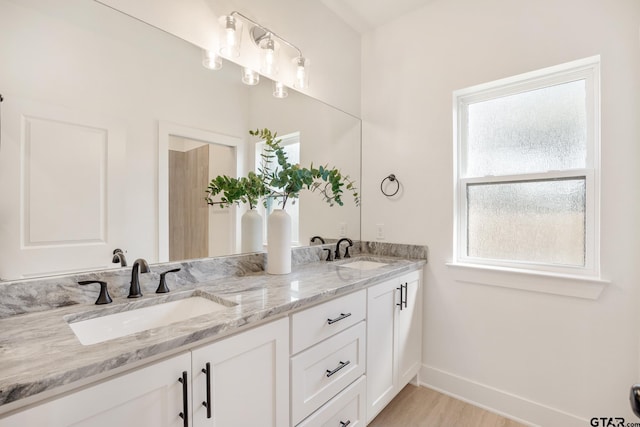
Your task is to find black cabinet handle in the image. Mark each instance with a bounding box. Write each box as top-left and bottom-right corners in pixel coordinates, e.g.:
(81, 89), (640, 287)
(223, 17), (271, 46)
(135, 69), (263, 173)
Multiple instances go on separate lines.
(326, 360), (350, 378)
(178, 371), (188, 427)
(202, 362), (212, 419)
(327, 312), (351, 325)
(403, 283), (408, 309)
(396, 286), (403, 311)
(340, 421), (351, 427)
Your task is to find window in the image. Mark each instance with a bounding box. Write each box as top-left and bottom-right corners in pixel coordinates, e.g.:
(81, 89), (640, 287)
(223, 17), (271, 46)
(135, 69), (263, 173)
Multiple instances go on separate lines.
(255, 132), (301, 245)
(454, 57), (600, 277)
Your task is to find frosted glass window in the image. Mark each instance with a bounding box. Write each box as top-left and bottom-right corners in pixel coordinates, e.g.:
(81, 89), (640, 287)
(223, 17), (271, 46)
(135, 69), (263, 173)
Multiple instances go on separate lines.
(466, 80), (587, 177)
(467, 179), (586, 266)
(454, 56), (600, 275)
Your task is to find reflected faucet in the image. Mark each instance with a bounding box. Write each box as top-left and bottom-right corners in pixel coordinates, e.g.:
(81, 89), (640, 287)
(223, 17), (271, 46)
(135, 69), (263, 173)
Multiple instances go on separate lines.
(128, 258), (150, 298)
(310, 236), (325, 245)
(112, 248), (127, 267)
(334, 238), (353, 260)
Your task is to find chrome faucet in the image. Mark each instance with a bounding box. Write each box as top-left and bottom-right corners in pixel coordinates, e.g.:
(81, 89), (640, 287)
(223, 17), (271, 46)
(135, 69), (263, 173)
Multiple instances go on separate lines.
(128, 258), (150, 298)
(334, 238), (353, 260)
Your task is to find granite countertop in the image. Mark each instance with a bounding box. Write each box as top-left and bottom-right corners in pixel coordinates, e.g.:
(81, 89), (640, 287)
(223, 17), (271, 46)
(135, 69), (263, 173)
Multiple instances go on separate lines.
(0, 254), (425, 413)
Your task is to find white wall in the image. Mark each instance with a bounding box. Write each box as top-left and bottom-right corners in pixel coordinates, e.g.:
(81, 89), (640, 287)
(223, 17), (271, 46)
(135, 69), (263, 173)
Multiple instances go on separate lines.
(361, 0), (640, 424)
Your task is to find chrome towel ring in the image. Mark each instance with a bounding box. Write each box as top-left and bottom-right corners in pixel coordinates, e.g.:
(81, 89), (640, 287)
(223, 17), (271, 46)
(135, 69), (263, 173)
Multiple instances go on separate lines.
(380, 174), (400, 197)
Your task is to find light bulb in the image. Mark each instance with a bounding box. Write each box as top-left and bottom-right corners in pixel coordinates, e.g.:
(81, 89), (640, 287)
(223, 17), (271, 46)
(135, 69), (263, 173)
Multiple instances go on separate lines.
(202, 50), (222, 70)
(293, 56), (309, 89)
(218, 15), (242, 58)
(272, 81), (288, 98)
(242, 67), (260, 85)
(260, 37), (278, 76)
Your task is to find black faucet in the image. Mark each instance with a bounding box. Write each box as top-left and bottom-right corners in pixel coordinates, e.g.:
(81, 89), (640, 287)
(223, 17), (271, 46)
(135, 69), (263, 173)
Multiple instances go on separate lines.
(334, 238), (353, 260)
(128, 258), (150, 298)
(310, 236), (326, 245)
(112, 248), (127, 267)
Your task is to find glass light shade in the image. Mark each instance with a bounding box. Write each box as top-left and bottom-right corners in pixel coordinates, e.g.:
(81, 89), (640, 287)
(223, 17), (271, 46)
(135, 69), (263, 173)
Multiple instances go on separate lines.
(201, 49), (222, 70)
(218, 15), (243, 58)
(242, 67), (260, 85)
(272, 81), (288, 98)
(293, 56), (310, 89)
(259, 37), (279, 76)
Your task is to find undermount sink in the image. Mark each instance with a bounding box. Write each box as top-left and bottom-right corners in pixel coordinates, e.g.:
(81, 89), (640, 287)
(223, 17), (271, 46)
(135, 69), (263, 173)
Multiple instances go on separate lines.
(338, 260), (388, 270)
(67, 292), (234, 345)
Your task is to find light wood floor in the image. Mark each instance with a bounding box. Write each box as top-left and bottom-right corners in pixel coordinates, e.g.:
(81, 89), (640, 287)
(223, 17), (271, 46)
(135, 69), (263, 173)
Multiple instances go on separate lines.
(368, 384), (527, 427)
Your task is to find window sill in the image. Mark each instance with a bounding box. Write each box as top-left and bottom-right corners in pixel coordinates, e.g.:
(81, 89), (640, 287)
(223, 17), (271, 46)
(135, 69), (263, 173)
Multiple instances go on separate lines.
(446, 262), (609, 300)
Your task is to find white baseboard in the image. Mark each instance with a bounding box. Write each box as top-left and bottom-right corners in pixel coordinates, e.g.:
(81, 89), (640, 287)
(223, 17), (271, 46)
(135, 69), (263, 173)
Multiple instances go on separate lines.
(419, 365), (588, 427)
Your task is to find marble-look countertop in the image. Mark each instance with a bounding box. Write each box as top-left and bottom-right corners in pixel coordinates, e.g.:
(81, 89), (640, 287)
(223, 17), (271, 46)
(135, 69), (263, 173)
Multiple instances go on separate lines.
(0, 254), (425, 413)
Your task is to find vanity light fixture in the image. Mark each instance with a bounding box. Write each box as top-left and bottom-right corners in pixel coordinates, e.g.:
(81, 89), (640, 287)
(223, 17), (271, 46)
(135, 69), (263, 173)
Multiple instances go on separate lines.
(213, 11), (310, 93)
(202, 50), (222, 70)
(272, 81), (288, 98)
(218, 15), (243, 58)
(242, 67), (260, 85)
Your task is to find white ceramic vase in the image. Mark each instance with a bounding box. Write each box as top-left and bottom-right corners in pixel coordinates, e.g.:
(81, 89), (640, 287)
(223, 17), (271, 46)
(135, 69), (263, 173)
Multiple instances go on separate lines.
(267, 209), (291, 274)
(241, 209), (263, 253)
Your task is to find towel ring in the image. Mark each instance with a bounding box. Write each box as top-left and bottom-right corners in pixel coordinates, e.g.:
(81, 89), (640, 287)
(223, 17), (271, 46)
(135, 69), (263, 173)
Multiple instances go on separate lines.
(380, 174), (400, 197)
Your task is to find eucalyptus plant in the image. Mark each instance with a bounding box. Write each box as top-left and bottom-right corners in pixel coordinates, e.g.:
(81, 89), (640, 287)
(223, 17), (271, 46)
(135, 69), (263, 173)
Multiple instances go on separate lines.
(205, 171), (269, 210)
(251, 128), (359, 209)
(205, 128), (359, 210)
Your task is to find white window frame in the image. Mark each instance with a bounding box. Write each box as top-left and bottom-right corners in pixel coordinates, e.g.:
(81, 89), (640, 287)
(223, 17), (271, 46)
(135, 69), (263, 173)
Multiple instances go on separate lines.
(453, 56), (601, 279)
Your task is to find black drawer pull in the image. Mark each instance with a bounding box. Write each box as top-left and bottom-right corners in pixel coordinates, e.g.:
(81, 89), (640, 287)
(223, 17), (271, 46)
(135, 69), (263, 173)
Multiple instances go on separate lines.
(178, 371), (188, 427)
(326, 360), (350, 377)
(202, 362), (212, 419)
(340, 421), (351, 427)
(327, 312), (352, 325)
(396, 286), (403, 311)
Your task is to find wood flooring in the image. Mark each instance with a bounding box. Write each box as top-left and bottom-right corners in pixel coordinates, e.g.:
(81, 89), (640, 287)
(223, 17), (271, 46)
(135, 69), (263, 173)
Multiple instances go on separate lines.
(368, 384), (528, 427)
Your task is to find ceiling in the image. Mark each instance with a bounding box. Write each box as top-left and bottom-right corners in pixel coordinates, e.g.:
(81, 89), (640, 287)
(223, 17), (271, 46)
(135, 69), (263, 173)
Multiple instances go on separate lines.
(320, 0), (436, 33)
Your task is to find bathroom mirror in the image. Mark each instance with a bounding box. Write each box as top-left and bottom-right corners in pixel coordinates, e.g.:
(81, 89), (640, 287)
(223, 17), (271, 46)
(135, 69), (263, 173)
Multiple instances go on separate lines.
(0, 0), (360, 280)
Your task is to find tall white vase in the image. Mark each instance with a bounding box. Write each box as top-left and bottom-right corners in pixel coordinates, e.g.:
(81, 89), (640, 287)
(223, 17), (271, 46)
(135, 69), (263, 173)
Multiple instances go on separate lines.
(241, 209), (263, 253)
(267, 209), (291, 274)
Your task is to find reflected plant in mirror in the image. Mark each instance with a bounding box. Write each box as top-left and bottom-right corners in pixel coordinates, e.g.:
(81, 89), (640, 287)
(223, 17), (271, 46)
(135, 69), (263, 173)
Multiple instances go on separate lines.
(256, 128), (360, 209)
(205, 128), (359, 255)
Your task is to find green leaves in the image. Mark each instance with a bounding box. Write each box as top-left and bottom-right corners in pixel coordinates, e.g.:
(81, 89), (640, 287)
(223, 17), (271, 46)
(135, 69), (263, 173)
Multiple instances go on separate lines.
(207, 128), (360, 210)
(205, 171), (269, 210)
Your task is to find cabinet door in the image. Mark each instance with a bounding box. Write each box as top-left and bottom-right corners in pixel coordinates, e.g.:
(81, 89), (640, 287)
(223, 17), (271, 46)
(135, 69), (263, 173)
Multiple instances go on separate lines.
(191, 317), (289, 427)
(397, 271), (422, 387)
(0, 353), (191, 427)
(366, 279), (398, 423)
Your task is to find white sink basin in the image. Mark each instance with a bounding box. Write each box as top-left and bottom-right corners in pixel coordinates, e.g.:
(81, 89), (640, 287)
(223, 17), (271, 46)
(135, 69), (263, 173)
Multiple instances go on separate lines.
(339, 260), (388, 270)
(68, 296), (231, 345)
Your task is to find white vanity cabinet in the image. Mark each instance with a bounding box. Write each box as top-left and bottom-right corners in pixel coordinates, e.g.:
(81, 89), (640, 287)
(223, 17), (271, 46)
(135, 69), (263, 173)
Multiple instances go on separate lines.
(290, 290), (367, 426)
(0, 352), (192, 427)
(366, 270), (422, 423)
(0, 318), (289, 427)
(191, 317), (289, 427)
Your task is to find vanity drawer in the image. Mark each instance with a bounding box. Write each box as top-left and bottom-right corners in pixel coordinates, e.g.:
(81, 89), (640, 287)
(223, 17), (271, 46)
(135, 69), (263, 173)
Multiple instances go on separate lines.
(297, 376), (366, 427)
(291, 322), (366, 425)
(291, 290), (365, 354)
